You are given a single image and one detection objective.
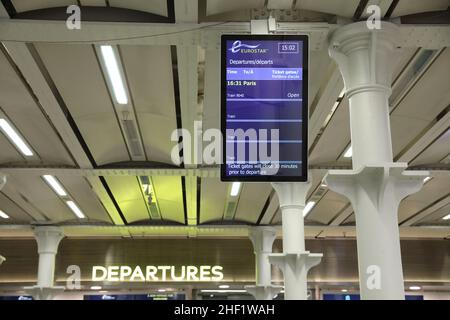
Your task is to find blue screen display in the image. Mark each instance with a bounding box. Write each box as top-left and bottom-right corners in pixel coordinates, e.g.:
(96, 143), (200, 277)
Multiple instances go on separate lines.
(221, 35), (308, 181)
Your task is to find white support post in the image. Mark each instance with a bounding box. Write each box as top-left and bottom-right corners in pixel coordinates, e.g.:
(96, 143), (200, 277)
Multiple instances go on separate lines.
(268, 181), (323, 300)
(24, 226), (65, 300)
(324, 21), (429, 300)
(245, 227), (282, 300)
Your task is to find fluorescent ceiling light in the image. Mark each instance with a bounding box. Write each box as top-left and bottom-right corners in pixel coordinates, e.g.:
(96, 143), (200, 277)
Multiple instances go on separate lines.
(43, 175), (67, 197)
(157, 289), (166, 292)
(90, 286), (102, 290)
(218, 285), (230, 289)
(344, 146), (352, 158)
(303, 201), (316, 217)
(100, 45), (128, 105)
(0, 119), (33, 156)
(423, 176), (432, 183)
(66, 201), (85, 219)
(0, 210), (10, 219)
(442, 214), (450, 220)
(230, 182), (241, 197)
(409, 286), (421, 291)
(341, 289), (348, 293)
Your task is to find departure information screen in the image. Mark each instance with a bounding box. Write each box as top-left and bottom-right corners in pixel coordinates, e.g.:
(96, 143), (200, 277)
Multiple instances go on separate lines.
(221, 35), (308, 182)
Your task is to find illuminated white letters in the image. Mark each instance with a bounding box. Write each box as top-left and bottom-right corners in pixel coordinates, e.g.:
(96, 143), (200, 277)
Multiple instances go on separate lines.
(91, 265), (224, 282)
(92, 266), (107, 281)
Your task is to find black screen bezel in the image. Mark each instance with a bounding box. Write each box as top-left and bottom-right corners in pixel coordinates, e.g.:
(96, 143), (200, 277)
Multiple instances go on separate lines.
(220, 34), (309, 182)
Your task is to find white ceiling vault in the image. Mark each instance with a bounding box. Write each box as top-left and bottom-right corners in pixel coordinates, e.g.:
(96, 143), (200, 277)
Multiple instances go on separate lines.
(0, 0), (449, 239)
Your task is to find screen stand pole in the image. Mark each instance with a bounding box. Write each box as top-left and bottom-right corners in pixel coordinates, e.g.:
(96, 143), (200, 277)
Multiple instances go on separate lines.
(24, 226), (65, 300)
(324, 21), (429, 299)
(269, 180), (323, 300)
(245, 227), (283, 300)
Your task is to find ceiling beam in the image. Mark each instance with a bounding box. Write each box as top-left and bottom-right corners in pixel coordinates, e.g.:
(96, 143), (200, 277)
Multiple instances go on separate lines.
(0, 164), (447, 177)
(0, 224), (448, 239)
(0, 19), (447, 49)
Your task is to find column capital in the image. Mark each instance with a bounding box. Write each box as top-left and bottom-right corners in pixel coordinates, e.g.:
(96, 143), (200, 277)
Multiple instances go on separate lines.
(328, 21), (400, 98)
(248, 226), (277, 254)
(324, 164), (429, 208)
(33, 226), (64, 255)
(24, 286), (65, 300)
(269, 252), (323, 274)
(271, 180), (312, 210)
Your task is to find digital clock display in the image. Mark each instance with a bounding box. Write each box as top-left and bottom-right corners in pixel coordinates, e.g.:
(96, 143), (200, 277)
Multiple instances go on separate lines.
(221, 35), (308, 181)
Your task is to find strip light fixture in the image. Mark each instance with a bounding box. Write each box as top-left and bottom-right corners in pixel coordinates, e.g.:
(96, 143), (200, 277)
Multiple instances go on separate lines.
(442, 214), (450, 220)
(423, 176), (432, 183)
(303, 201), (316, 217)
(100, 45), (128, 105)
(43, 175), (67, 197)
(344, 146), (352, 158)
(0, 210), (10, 219)
(0, 119), (33, 156)
(230, 182), (241, 196)
(66, 200), (86, 219)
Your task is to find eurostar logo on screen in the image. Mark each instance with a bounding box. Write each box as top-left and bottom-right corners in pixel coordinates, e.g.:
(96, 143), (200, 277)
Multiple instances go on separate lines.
(228, 40), (268, 54)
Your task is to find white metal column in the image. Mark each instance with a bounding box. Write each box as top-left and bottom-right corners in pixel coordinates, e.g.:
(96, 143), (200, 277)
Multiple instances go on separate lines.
(324, 21), (429, 300)
(24, 226), (65, 300)
(245, 227), (282, 300)
(269, 182), (322, 300)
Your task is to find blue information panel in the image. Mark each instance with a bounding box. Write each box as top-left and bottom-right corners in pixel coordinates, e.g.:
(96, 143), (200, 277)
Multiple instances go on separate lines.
(221, 35), (308, 182)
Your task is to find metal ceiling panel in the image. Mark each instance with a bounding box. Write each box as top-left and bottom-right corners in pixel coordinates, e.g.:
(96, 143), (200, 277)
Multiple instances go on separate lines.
(259, 193), (278, 225)
(12, 0), (76, 13)
(308, 46), (333, 109)
(151, 176), (185, 224)
(35, 43), (130, 165)
(309, 98), (351, 164)
(410, 129), (450, 166)
(109, 0), (168, 16)
(0, 182), (47, 221)
(119, 45), (178, 164)
(199, 178), (228, 224)
(104, 176), (149, 223)
(0, 48), (74, 165)
(202, 49), (220, 133)
(391, 0), (450, 18)
(295, 0), (360, 18)
(58, 175), (111, 223)
(206, 0), (265, 15)
(80, 0), (106, 6)
(0, 134), (22, 164)
(0, 192), (33, 224)
(399, 178), (450, 223)
(6, 175), (76, 222)
(234, 183), (272, 223)
(307, 190), (349, 225)
(391, 49), (450, 157)
(416, 202), (450, 225)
